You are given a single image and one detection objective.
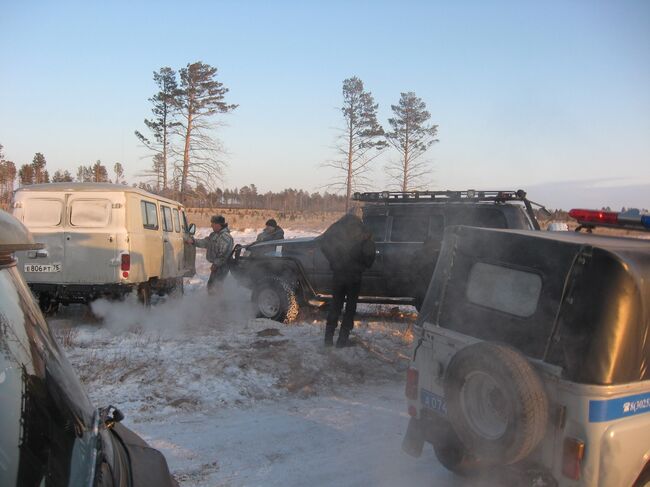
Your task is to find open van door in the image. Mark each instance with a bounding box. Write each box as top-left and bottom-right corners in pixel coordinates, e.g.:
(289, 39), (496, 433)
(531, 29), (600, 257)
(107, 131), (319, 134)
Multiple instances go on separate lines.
(181, 210), (196, 277)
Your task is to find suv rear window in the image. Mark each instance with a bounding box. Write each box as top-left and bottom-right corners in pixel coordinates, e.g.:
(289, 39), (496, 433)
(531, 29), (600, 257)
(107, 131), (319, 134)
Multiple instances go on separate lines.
(466, 262), (542, 317)
(70, 199), (111, 227)
(23, 199), (62, 227)
(141, 201), (159, 230)
(391, 216), (429, 242)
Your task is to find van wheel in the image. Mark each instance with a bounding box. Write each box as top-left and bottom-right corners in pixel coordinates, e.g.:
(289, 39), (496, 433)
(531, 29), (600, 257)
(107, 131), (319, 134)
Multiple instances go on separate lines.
(137, 282), (152, 306)
(170, 278), (184, 297)
(252, 278), (299, 323)
(38, 293), (59, 316)
(432, 420), (482, 477)
(444, 342), (549, 466)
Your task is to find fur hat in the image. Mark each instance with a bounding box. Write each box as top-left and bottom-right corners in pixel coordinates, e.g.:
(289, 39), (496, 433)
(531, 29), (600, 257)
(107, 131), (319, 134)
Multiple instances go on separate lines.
(265, 218), (278, 228)
(211, 215), (226, 225)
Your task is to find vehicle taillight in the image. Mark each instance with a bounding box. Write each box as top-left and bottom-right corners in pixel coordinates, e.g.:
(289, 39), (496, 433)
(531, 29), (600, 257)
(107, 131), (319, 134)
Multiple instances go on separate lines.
(569, 209), (618, 225)
(562, 437), (585, 480)
(121, 254), (130, 271)
(405, 368), (419, 400)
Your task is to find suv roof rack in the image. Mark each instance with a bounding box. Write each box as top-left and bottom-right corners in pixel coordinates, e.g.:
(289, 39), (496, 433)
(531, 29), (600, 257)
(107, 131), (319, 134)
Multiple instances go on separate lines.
(352, 189), (529, 203)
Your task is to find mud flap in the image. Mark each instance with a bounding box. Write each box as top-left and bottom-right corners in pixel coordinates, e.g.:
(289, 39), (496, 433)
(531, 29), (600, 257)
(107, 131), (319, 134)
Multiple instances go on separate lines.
(402, 417), (425, 458)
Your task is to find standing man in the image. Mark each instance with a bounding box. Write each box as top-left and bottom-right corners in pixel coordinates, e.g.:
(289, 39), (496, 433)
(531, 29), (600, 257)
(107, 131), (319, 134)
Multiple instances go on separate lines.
(319, 214), (376, 347)
(192, 215), (234, 294)
(256, 218), (285, 242)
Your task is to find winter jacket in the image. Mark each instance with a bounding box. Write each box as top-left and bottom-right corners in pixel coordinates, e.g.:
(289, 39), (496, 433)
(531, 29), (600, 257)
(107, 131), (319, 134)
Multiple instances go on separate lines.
(194, 226), (234, 266)
(319, 214), (376, 278)
(256, 226), (285, 242)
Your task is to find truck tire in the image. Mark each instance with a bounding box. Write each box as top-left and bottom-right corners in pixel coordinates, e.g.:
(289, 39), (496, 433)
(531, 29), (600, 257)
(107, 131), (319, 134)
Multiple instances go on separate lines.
(432, 420), (482, 477)
(444, 342), (548, 466)
(252, 278), (299, 323)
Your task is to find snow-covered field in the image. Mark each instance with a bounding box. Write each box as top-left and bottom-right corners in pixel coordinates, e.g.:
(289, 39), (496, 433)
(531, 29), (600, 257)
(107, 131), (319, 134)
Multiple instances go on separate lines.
(49, 229), (460, 486)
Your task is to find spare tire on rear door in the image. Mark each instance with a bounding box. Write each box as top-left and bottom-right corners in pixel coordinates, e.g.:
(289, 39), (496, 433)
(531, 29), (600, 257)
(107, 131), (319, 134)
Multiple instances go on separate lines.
(443, 342), (548, 466)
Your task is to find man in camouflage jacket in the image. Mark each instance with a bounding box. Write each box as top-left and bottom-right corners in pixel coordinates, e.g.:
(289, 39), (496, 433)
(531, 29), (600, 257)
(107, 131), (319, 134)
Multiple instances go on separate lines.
(193, 215), (234, 294)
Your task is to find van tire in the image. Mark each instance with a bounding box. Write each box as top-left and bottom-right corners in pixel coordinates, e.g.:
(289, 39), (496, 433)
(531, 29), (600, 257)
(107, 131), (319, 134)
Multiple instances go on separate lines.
(137, 282), (152, 307)
(444, 342), (549, 466)
(252, 278), (299, 323)
(38, 293), (59, 316)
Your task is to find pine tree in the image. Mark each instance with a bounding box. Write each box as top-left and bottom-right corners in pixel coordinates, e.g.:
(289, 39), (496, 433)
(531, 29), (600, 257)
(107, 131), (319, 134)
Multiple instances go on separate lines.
(176, 61), (237, 202)
(0, 144), (17, 204)
(113, 162), (125, 184)
(324, 77), (387, 210)
(18, 164), (35, 186)
(52, 169), (74, 182)
(92, 160), (109, 182)
(135, 67), (179, 191)
(32, 152), (49, 183)
(385, 92), (438, 191)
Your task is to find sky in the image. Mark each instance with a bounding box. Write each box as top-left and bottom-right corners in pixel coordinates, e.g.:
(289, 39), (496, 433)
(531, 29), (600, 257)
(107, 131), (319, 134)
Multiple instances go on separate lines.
(1, 0), (649, 210)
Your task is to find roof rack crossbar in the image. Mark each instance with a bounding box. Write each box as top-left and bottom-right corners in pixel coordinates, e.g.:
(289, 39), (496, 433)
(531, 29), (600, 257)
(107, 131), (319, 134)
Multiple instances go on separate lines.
(352, 190), (528, 203)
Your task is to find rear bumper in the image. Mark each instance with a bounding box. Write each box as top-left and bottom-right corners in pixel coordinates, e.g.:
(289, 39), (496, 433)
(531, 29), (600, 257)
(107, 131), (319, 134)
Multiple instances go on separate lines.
(29, 282), (136, 304)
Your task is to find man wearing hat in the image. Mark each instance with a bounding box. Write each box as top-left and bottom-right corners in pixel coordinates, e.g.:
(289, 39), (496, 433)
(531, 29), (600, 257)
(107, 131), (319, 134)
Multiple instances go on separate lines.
(192, 215), (234, 294)
(256, 218), (285, 242)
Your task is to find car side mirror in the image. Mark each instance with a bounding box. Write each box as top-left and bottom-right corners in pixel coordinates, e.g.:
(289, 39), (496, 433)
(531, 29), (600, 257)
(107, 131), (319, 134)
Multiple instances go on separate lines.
(188, 223), (196, 235)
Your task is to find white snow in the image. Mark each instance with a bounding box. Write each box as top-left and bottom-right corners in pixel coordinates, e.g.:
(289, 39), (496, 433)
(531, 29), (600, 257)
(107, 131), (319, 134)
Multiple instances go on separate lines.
(49, 229), (457, 486)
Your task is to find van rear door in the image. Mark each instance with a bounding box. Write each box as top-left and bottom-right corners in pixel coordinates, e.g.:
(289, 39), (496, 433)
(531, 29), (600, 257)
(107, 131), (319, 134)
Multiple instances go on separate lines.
(14, 194), (66, 284)
(64, 194), (119, 284)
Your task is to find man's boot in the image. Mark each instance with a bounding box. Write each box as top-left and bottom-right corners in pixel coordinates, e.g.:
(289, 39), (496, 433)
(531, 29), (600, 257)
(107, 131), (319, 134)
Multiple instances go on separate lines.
(336, 328), (351, 348)
(324, 324), (336, 347)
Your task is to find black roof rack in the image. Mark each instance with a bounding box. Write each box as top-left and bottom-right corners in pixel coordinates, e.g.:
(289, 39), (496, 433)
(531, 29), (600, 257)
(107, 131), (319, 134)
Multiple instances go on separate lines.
(352, 189), (529, 203)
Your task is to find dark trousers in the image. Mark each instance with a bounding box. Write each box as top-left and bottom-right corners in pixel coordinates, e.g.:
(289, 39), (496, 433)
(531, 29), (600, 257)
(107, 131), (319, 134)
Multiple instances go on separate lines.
(326, 274), (362, 332)
(207, 265), (229, 294)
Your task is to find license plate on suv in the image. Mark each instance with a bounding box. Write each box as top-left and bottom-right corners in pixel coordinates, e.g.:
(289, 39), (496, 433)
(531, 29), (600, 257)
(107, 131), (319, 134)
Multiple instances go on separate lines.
(24, 263), (62, 273)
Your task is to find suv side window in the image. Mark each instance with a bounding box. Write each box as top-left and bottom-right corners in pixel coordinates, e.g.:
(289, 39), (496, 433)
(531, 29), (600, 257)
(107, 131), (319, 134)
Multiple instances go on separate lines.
(161, 205), (174, 232)
(141, 201), (159, 230)
(450, 207), (507, 228)
(391, 216), (429, 242)
(364, 215), (387, 242)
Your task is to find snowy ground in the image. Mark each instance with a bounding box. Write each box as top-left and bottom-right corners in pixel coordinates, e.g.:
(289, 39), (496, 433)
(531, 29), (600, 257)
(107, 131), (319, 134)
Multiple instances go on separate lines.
(49, 229), (464, 486)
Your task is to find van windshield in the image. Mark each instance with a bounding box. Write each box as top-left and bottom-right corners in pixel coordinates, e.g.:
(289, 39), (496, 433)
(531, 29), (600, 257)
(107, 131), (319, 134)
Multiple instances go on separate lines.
(23, 199), (63, 227)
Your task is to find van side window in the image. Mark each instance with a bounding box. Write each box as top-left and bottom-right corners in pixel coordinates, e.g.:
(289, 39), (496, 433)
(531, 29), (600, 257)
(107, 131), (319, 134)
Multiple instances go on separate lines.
(173, 209), (181, 233)
(161, 206), (174, 232)
(181, 211), (189, 232)
(141, 201), (159, 230)
(23, 199), (63, 227)
(70, 199), (111, 227)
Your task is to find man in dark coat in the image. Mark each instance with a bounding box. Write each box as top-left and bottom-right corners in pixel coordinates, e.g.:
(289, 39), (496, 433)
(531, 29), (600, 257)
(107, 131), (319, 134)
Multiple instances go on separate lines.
(319, 214), (376, 347)
(256, 219), (285, 242)
(192, 215), (234, 294)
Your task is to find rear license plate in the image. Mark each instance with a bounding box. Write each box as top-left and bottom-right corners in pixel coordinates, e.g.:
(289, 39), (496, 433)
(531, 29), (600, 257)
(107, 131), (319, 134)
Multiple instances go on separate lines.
(24, 263), (62, 273)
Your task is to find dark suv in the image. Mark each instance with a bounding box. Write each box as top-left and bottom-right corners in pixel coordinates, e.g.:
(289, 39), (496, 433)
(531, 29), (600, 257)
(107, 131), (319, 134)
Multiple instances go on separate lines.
(0, 210), (177, 487)
(230, 190), (544, 322)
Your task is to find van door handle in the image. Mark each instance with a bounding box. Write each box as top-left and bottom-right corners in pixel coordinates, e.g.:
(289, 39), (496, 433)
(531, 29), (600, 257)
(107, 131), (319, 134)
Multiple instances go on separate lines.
(109, 236), (114, 242)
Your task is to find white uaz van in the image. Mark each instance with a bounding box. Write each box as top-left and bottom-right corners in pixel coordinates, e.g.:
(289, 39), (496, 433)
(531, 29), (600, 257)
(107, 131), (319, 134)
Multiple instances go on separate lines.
(12, 183), (196, 311)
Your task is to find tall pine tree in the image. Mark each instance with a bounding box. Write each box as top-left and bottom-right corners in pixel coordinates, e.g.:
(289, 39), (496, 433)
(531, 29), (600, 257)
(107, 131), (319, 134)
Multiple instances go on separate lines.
(385, 92), (438, 191)
(324, 77), (386, 210)
(135, 67), (179, 191)
(176, 61), (237, 201)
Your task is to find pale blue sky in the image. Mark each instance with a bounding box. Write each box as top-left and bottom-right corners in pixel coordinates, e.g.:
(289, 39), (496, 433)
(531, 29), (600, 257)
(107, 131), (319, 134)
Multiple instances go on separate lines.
(1, 0), (648, 209)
